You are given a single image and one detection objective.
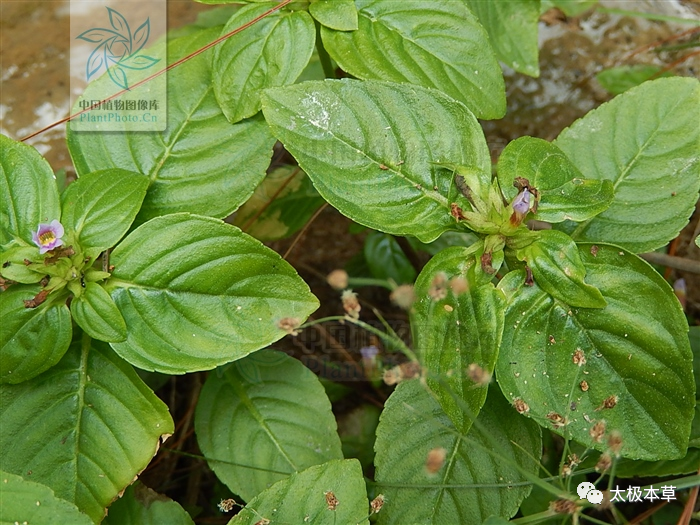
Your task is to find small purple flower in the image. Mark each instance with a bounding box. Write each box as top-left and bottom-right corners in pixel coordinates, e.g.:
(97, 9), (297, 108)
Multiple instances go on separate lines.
(32, 220), (65, 254)
(360, 345), (379, 360)
(512, 188), (531, 215)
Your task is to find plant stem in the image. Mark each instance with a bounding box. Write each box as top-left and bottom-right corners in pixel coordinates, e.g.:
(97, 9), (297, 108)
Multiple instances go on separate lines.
(347, 277), (395, 290)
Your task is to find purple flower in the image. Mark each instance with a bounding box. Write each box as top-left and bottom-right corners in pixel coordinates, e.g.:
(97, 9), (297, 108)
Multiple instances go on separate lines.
(512, 188), (531, 215)
(360, 345), (379, 360)
(32, 220), (65, 254)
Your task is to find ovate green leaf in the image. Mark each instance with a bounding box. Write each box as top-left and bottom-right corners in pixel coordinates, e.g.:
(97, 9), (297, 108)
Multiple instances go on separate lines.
(261, 79), (491, 242)
(107, 214), (319, 373)
(374, 381), (541, 524)
(364, 232), (416, 284)
(0, 340), (173, 522)
(497, 136), (613, 223)
(554, 78), (700, 252)
(104, 482), (195, 525)
(70, 282), (127, 343)
(412, 246), (505, 433)
(320, 0), (505, 119)
(0, 471), (93, 525)
(516, 230), (606, 308)
(496, 243), (694, 460)
(67, 28), (275, 224)
(0, 135), (60, 247)
(60, 169), (148, 251)
(228, 459), (369, 525)
(466, 0), (540, 77)
(309, 0), (358, 31)
(0, 285), (72, 384)
(195, 350), (343, 502)
(213, 3), (315, 123)
(596, 65), (673, 95)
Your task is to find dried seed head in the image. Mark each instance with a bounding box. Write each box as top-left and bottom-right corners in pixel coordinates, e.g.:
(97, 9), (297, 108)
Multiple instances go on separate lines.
(595, 453), (612, 473)
(546, 412), (567, 428)
(589, 420), (606, 443)
(572, 348), (586, 366)
(596, 395), (618, 411)
(513, 397), (530, 414)
(561, 463), (572, 477)
(383, 362), (421, 385)
(324, 491), (339, 511)
(370, 494), (385, 514)
(390, 284), (416, 310)
(327, 269), (348, 290)
(580, 380), (589, 392)
(341, 289), (361, 319)
(607, 431), (623, 456)
(428, 273), (448, 301)
(277, 317), (301, 336)
(551, 499), (578, 515)
(449, 276), (469, 295)
(425, 447), (447, 474)
(467, 363), (491, 386)
(218, 498), (236, 512)
(568, 454), (580, 468)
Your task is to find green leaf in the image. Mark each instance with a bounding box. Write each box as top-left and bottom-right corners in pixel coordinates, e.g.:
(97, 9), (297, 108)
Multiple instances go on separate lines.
(688, 326), (700, 393)
(309, 0), (358, 31)
(0, 471), (93, 525)
(107, 214), (319, 373)
(338, 404), (381, 471)
(104, 482), (195, 525)
(412, 246), (505, 433)
(596, 65), (673, 95)
(497, 137), (614, 223)
(516, 230), (606, 308)
(228, 459), (369, 525)
(195, 350), (343, 502)
(0, 339), (173, 523)
(465, 0), (540, 77)
(60, 169), (148, 252)
(0, 246), (46, 284)
(261, 79), (491, 243)
(554, 78), (700, 253)
(213, 3), (315, 123)
(0, 135), (60, 248)
(70, 282), (127, 343)
(496, 243), (695, 460)
(231, 165), (324, 241)
(364, 232), (416, 284)
(67, 28), (275, 224)
(0, 285), (72, 384)
(320, 0), (505, 119)
(374, 381), (541, 524)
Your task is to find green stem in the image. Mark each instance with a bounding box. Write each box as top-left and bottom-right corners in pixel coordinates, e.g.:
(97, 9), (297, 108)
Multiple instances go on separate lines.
(347, 277), (395, 290)
(597, 7), (700, 26)
(298, 315), (418, 362)
(315, 22), (336, 79)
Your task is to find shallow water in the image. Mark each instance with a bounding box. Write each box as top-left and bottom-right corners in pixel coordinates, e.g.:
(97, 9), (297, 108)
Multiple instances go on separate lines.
(1, 0), (698, 169)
